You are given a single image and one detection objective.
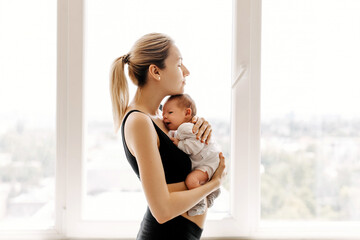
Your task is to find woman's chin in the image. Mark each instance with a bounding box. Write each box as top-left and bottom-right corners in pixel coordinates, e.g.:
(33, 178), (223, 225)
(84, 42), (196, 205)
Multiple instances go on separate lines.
(178, 85), (186, 94)
(170, 89), (184, 95)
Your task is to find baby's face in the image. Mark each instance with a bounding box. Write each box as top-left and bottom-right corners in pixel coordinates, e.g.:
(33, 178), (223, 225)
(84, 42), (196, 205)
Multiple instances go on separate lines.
(162, 100), (188, 130)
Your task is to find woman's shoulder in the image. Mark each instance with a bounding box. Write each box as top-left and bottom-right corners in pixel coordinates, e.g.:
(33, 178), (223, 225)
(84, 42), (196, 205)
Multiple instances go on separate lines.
(123, 110), (153, 130)
(123, 110), (159, 149)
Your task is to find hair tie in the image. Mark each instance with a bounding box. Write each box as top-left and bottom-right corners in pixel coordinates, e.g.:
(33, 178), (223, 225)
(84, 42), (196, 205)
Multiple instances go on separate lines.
(123, 54), (130, 64)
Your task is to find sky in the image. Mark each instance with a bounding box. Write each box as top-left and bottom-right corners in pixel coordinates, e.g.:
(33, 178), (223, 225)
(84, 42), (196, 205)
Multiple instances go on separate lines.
(0, 0), (56, 130)
(261, 0), (360, 120)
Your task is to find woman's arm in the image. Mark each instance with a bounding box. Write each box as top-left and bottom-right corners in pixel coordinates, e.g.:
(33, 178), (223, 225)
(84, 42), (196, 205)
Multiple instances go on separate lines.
(125, 112), (225, 223)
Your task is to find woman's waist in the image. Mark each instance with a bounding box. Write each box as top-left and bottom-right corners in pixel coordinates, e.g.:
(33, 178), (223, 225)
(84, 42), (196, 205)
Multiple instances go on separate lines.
(180, 209), (207, 229)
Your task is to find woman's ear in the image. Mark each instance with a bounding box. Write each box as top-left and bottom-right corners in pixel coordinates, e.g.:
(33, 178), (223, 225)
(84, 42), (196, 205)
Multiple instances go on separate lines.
(148, 64), (161, 81)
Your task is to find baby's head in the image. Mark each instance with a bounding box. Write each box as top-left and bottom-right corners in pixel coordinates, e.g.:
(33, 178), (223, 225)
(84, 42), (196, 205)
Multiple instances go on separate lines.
(162, 94), (197, 130)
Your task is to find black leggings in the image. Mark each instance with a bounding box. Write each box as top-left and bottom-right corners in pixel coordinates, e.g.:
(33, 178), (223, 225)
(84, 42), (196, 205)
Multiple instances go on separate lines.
(137, 208), (203, 240)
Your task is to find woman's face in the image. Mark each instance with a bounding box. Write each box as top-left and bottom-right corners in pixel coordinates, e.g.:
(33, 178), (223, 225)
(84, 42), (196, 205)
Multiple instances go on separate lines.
(160, 45), (190, 95)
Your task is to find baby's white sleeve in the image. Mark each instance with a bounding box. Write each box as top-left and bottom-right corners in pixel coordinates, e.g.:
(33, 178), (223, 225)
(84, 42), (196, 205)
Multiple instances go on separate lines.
(177, 138), (205, 155)
(177, 123), (205, 156)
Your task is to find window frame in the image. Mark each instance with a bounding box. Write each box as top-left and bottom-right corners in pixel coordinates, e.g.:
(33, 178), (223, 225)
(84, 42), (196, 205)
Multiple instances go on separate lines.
(255, 0), (360, 239)
(59, 0), (244, 238)
(2, 0), (360, 239)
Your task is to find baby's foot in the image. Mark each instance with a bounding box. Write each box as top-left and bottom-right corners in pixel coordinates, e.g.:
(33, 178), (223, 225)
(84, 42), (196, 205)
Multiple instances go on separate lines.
(188, 199), (206, 216)
(207, 188), (221, 208)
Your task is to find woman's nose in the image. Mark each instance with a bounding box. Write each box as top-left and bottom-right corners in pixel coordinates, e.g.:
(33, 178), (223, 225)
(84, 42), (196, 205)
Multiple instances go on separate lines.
(182, 64), (190, 77)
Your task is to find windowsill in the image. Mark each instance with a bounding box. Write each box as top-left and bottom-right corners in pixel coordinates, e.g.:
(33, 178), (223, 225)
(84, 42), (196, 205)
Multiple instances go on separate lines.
(253, 220), (360, 240)
(1, 227), (360, 240)
(0, 229), (64, 240)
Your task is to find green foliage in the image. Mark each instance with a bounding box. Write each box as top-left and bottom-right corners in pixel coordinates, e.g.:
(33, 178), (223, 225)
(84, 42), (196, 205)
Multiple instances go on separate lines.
(261, 148), (316, 219)
(261, 117), (360, 220)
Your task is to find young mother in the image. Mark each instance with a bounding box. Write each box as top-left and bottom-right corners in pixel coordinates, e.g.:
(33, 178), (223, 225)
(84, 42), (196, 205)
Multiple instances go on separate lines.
(110, 33), (226, 240)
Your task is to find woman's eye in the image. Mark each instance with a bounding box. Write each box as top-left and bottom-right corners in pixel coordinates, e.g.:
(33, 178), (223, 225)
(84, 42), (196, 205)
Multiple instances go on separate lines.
(169, 111), (173, 114)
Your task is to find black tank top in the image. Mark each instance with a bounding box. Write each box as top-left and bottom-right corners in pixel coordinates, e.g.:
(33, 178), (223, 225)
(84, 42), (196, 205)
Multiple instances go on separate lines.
(121, 110), (191, 184)
(121, 110), (202, 240)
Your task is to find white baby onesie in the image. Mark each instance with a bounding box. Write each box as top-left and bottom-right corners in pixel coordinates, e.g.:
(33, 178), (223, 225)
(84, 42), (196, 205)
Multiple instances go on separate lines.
(170, 122), (220, 178)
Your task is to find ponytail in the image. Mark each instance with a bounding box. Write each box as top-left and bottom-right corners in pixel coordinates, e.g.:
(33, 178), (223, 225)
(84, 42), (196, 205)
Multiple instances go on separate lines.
(109, 33), (174, 133)
(110, 55), (129, 133)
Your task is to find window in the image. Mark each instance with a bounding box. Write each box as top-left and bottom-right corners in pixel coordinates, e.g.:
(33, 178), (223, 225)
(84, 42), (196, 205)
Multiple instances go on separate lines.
(257, 0), (360, 238)
(83, 1), (231, 223)
(0, 0), (56, 231)
(4, 0), (360, 239)
(230, 0), (360, 239)
(261, 0), (360, 222)
(52, 0), (233, 238)
(83, 0), (232, 224)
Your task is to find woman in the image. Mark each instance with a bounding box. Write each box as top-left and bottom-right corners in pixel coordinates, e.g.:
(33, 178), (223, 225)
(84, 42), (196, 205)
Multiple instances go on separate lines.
(110, 33), (226, 240)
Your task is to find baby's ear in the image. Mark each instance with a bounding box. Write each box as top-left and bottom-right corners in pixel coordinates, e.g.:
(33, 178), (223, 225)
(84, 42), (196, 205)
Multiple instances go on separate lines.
(185, 108), (192, 117)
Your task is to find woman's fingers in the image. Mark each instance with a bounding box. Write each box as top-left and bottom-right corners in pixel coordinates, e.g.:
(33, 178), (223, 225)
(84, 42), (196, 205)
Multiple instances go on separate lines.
(204, 129), (212, 144)
(212, 152), (226, 183)
(196, 121), (211, 139)
(219, 153), (227, 179)
(191, 116), (202, 134)
(219, 152), (225, 169)
(196, 120), (208, 140)
(192, 116), (212, 142)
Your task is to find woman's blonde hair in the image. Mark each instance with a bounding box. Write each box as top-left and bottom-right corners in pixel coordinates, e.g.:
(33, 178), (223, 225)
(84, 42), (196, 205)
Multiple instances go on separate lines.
(110, 33), (174, 133)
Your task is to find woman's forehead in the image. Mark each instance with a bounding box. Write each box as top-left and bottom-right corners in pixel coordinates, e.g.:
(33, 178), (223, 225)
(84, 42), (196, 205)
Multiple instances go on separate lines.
(168, 45), (182, 60)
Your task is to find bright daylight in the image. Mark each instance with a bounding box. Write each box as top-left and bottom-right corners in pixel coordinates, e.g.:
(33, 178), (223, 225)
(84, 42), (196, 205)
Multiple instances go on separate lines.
(0, 0), (360, 239)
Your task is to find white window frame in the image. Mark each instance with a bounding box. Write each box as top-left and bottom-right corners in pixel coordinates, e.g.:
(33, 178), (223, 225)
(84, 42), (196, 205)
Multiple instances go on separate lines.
(59, 0), (247, 238)
(58, 0), (142, 238)
(252, 0), (360, 239)
(59, 0), (255, 238)
(2, 0), (360, 239)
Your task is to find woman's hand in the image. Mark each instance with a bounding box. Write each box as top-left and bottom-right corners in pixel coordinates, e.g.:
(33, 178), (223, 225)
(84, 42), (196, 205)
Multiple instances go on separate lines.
(210, 152), (226, 187)
(191, 116), (212, 144)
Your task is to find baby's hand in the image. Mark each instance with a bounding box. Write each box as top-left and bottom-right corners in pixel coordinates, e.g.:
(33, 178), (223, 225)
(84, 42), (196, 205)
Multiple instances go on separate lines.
(170, 137), (179, 146)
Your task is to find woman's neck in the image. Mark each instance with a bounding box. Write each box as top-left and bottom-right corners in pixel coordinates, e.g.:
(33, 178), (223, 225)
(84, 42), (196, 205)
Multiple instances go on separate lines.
(130, 87), (166, 117)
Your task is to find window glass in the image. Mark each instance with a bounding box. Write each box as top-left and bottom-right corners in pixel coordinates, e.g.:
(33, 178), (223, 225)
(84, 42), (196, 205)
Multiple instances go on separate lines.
(0, 0), (56, 229)
(261, 0), (360, 221)
(84, 0), (232, 220)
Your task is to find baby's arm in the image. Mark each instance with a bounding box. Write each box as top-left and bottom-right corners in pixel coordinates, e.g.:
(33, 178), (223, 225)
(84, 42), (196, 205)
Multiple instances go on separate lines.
(176, 123), (206, 155)
(178, 138), (204, 155)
